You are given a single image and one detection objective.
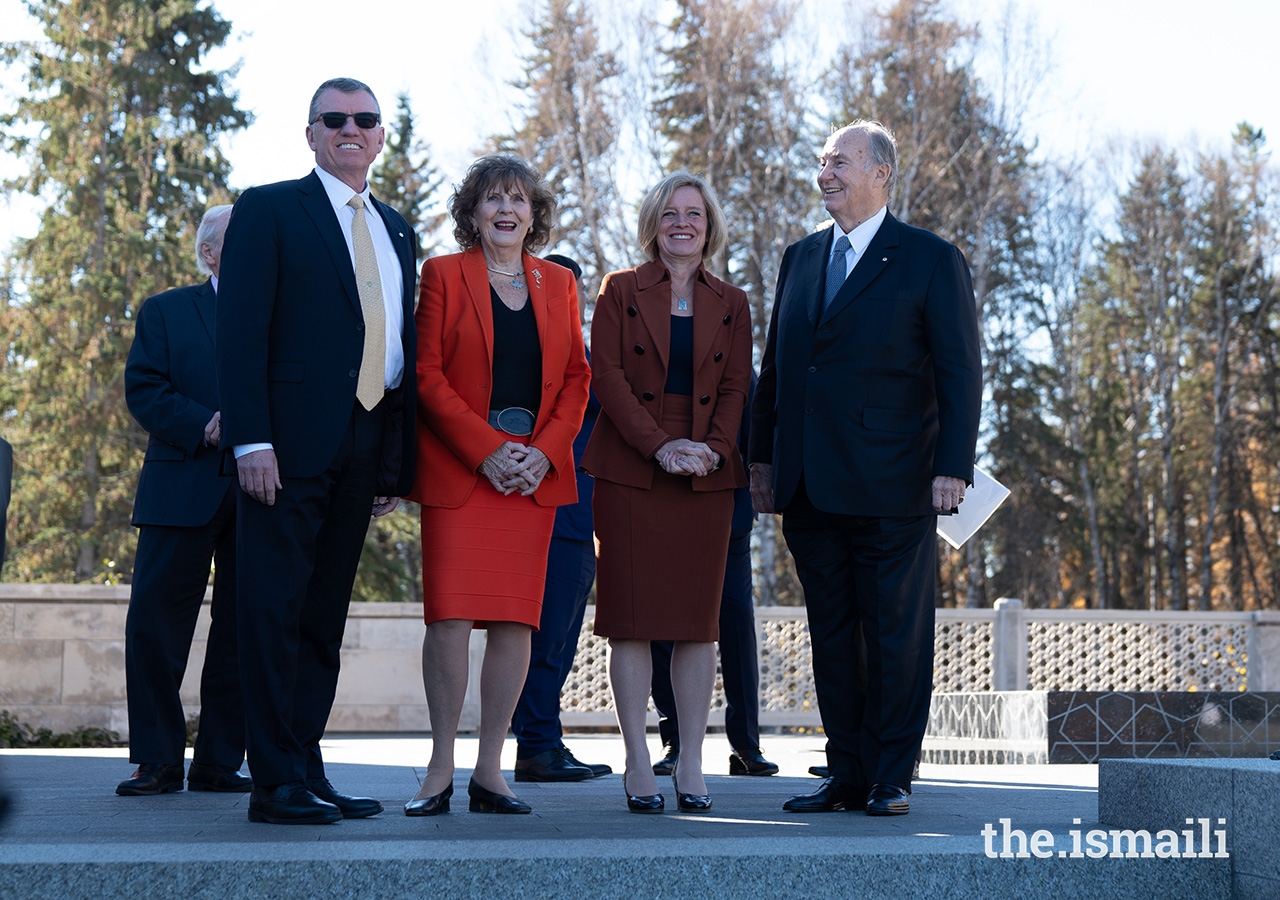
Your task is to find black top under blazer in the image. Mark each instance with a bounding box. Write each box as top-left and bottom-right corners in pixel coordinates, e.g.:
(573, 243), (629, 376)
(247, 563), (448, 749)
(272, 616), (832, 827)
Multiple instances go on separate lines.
(751, 211), (983, 517)
(214, 171), (418, 495)
(126, 280), (233, 528)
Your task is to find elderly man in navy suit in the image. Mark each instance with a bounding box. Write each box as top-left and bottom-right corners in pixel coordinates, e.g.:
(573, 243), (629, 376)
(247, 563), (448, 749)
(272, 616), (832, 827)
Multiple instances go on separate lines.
(751, 120), (982, 816)
(216, 77), (417, 825)
(118, 205), (250, 797)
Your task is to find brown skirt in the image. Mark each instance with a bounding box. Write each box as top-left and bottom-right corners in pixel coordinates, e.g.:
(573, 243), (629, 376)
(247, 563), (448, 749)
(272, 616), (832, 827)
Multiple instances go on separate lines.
(420, 467), (556, 629)
(592, 394), (734, 642)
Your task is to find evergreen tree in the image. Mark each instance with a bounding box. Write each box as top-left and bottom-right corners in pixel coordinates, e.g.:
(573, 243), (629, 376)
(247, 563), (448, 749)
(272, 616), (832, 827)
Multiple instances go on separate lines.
(0, 0), (248, 582)
(369, 92), (446, 259)
(496, 0), (626, 310)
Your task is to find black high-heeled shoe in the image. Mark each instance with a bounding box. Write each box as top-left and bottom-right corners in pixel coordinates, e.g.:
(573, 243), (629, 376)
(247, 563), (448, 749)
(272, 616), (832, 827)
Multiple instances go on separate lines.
(467, 777), (531, 814)
(672, 763), (712, 813)
(404, 782), (452, 817)
(623, 770), (664, 814)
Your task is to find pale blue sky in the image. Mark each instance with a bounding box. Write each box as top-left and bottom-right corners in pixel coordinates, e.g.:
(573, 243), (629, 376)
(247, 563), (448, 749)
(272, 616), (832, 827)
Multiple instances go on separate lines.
(1, 0), (1277, 252)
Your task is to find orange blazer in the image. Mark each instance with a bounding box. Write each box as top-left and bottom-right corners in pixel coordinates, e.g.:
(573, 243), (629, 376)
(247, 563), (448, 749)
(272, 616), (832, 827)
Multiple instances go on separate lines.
(581, 259), (750, 492)
(407, 247), (590, 508)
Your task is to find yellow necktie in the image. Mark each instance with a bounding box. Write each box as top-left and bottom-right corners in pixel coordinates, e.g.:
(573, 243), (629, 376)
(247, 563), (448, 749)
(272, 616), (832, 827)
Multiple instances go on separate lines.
(348, 194), (386, 411)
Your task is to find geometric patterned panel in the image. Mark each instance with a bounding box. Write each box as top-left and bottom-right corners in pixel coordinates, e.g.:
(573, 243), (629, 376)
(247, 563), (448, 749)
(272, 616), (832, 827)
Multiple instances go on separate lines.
(758, 614), (817, 719)
(1028, 621), (1250, 692)
(933, 618), (994, 692)
(1046, 691), (1280, 762)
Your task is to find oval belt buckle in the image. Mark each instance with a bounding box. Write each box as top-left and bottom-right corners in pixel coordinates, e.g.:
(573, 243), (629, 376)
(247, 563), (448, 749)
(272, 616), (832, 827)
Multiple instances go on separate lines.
(495, 407), (535, 436)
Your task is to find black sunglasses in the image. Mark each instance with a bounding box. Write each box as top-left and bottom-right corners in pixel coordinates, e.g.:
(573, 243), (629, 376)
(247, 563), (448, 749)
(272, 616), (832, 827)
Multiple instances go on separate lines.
(311, 112), (381, 130)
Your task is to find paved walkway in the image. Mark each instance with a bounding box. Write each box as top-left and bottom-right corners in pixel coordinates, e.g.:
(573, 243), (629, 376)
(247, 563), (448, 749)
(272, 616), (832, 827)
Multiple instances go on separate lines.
(0, 734), (1228, 899)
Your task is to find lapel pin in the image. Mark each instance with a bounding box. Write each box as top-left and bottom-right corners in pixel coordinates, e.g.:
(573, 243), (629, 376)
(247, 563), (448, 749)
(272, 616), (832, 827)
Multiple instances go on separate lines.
(398, 232), (405, 238)
(882, 257), (888, 262)
(532, 268), (543, 289)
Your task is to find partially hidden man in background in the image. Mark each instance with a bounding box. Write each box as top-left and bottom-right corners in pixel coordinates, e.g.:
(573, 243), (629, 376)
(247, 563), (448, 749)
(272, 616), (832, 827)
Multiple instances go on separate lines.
(117, 205), (250, 797)
(215, 77), (417, 825)
(750, 120), (982, 817)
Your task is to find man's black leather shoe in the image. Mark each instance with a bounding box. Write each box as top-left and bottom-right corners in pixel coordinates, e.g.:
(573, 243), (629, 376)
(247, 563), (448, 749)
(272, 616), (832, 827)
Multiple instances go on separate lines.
(514, 747), (594, 782)
(248, 782), (341, 824)
(728, 747), (779, 776)
(306, 777), (383, 818)
(187, 762), (252, 793)
(651, 743), (679, 776)
(808, 765), (829, 778)
(116, 763), (184, 796)
(561, 744), (612, 777)
(866, 783), (910, 816)
(783, 777), (866, 812)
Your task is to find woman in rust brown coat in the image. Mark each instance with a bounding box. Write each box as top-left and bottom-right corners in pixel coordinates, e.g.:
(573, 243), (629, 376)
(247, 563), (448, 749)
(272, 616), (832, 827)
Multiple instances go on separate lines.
(582, 172), (751, 813)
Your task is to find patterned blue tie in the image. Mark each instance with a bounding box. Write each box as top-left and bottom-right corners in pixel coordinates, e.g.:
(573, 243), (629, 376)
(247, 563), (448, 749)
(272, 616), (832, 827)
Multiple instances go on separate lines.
(823, 235), (851, 312)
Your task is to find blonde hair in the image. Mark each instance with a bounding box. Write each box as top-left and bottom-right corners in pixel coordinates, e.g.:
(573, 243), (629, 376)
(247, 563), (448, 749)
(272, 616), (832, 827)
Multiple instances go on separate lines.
(636, 171), (726, 261)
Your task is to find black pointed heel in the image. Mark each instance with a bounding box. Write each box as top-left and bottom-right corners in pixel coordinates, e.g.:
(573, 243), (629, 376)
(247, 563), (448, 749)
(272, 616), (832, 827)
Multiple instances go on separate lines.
(623, 769), (664, 813)
(467, 777), (531, 814)
(404, 782), (453, 817)
(672, 763), (712, 813)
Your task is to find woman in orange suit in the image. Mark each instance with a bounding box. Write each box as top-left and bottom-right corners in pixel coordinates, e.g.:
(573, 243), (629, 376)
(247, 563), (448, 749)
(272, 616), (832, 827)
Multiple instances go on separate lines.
(403, 155), (590, 817)
(582, 172), (751, 813)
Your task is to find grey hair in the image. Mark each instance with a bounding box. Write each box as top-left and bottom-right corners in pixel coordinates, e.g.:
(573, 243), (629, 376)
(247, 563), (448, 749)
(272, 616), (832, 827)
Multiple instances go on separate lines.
(831, 120), (898, 194)
(194, 205), (232, 276)
(308, 77), (379, 123)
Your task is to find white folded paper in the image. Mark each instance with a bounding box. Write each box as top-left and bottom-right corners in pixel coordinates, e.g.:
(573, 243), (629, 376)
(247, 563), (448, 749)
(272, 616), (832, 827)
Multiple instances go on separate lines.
(936, 465), (1010, 549)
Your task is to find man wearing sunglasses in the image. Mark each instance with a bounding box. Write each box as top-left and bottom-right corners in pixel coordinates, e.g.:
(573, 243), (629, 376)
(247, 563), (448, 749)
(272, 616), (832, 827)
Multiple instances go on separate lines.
(216, 77), (418, 825)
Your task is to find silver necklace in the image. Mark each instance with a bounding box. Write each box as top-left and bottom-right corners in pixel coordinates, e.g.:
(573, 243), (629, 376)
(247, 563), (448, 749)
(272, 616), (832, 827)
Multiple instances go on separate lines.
(487, 266), (525, 288)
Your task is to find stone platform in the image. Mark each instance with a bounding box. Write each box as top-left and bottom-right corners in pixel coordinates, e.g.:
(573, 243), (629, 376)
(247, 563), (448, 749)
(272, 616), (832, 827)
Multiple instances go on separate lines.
(1099, 756), (1280, 900)
(0, 734), (1229, 899)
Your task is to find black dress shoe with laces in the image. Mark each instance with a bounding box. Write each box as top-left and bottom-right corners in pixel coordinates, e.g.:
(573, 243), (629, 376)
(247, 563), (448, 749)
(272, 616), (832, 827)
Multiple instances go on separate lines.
(306, 777), (383, 818)
(560, 744), (612, 777)
(187, 762), (252, 793)
(248, 782), (341, 824)
(514, 747), (593, 782)
(651, 743), (680, 776)
(728, 747), (779, 776)
(866, 782), (910, 816)
(783, 777), (866, 812)
(467, 777), (532, 814)
(116, 763), (184, 796)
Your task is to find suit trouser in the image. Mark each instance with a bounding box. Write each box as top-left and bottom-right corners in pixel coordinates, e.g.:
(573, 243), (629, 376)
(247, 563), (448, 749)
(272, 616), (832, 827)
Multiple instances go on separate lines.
(651, 533), (760, 752)
(511, 536), (596, 757)
(781, 484), (936, 792)
(236, 400), (384, 788)
(125, 489), (243, 767)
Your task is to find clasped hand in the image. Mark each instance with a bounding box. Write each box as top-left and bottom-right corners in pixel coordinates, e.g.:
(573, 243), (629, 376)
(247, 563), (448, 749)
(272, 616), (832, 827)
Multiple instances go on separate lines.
(480, 441), (551, 496)
(655, 439), (717, 477)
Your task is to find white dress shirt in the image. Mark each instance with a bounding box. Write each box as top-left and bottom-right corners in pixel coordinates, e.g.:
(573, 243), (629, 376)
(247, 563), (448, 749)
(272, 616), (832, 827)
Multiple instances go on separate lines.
(828, 204), (889, 281)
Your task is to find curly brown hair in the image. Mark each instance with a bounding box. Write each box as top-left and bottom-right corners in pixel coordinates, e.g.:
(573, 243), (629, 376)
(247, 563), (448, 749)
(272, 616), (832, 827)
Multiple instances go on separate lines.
(449, 155), (556, 253)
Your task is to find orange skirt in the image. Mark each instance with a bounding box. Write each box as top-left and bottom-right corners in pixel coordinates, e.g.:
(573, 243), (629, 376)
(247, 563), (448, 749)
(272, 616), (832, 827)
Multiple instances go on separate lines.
(420, 475), (556, 629)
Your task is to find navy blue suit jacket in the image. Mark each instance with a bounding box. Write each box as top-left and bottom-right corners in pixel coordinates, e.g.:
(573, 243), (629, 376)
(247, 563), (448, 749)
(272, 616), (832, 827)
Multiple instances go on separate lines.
(751, 212), (982, 516)
(215, 171), (417, 494)
(126, 280), (233, 527)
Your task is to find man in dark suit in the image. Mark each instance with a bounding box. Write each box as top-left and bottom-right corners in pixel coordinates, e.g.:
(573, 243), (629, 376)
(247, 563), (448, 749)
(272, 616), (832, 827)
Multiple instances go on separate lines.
(510, 255), (610, 783)
(215, 77), (417, 825)
(118, 205), (250, 797)
(750, 120), (981, 816)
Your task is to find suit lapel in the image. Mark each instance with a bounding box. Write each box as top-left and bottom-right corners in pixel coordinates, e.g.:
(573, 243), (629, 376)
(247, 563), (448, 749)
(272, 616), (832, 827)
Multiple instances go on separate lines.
(634, 261), (671, 371)
(192, 279), (216, 344)
(821, 213), (900, 324)
(691, 268), (727, 374)
(297, 172), (362, 317)
(370, 195), (417, 322)
(461, 247), (494, 374)
(524, 254), (549, 369)
(804, 231), (831, 325)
